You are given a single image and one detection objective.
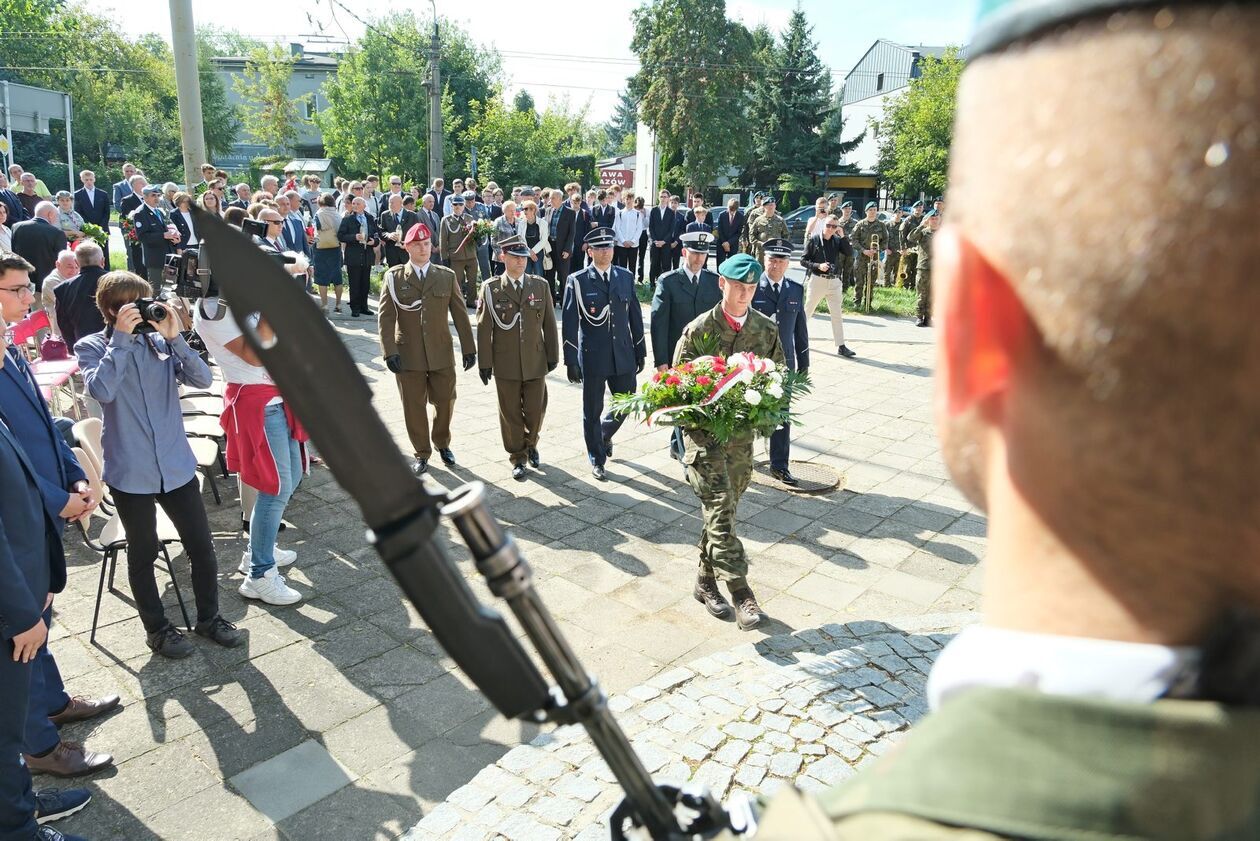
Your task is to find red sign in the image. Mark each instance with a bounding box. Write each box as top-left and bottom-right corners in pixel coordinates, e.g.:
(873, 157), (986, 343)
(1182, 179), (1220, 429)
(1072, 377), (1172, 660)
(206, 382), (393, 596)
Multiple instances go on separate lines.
(599, 168), (634, 188)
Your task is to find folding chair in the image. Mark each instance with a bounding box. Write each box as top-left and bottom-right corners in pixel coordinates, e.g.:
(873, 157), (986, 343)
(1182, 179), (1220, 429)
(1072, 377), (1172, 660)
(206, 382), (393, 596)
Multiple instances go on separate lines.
(70, 447), (192, 644)
(9, 310), (82, 417)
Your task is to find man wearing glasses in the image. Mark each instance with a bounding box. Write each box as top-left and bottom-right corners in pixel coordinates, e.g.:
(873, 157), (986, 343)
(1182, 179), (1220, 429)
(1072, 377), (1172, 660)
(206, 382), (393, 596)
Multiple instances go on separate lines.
(801, 212), (857, 358)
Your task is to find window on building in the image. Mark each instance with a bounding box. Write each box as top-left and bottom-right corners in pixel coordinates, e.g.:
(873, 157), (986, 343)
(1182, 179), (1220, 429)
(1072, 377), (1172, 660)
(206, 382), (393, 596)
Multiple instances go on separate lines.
(876, 72), (885, 91)
(305, 99), (318, 120)
(303, 72), (315, 79)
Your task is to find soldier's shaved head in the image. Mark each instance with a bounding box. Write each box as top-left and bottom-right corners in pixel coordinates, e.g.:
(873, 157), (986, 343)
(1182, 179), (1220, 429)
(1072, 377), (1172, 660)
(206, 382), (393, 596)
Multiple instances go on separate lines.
(939, 5), (1260, 642)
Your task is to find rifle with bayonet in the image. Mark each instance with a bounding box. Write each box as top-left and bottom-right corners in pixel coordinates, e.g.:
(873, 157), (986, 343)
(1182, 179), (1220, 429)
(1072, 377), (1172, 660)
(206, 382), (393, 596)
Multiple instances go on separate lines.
(192, 208), (757, 840)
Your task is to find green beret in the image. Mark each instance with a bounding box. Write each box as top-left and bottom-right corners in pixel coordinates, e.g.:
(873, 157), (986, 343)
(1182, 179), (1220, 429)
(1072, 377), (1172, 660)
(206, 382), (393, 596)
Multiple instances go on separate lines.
(840, 201), (853, 209)
(718, 253), (762, 284)
(864, 201), (878, 211)
(971, 0), (1206, 58)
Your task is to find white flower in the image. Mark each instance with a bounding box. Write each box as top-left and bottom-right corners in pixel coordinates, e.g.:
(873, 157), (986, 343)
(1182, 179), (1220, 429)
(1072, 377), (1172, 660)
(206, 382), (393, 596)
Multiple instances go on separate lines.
(744, 389), (763, 406)
(766, 382), (783, 399)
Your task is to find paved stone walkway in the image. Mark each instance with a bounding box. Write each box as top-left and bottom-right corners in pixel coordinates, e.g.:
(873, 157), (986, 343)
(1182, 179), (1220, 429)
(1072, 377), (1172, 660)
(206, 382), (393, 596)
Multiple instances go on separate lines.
(404, 614), (971, 841)
(47, 277), (984, 840)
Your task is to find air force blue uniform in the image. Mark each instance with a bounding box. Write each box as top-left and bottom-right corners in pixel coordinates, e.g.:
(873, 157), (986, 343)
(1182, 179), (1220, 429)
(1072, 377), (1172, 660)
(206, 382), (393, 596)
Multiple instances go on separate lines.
(751, 273), (809, 471)
(562, 263), (645, 466)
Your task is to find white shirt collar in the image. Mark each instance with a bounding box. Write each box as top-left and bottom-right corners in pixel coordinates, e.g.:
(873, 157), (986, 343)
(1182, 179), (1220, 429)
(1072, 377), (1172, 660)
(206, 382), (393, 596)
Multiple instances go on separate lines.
(409, 261), (429, 276)
(761, 272), (781, 288)
(506, 274), (524, 286)
(927, 625), (1200, 711)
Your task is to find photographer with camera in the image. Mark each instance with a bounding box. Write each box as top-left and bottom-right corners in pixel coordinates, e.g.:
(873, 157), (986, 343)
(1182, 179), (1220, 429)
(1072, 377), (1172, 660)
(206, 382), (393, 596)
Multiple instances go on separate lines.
(75, 271), (242, 659)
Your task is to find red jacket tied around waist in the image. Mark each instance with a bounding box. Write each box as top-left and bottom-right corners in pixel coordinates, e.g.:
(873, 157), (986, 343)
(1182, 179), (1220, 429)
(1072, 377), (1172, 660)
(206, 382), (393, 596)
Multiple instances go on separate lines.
(220, 383), (310, 495)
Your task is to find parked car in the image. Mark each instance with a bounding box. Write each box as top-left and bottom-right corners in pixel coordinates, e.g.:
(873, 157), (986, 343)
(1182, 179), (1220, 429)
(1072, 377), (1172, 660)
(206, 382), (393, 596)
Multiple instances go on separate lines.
(782, 205), (815, 246)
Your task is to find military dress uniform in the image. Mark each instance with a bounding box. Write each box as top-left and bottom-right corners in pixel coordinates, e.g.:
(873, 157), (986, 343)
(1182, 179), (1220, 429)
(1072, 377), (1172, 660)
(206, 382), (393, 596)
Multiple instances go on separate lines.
(477, 235), (559, 477)
(851, 203), (890, 309)
(898, 203), (926, 289)
(750, 239), (809, 486)
(562, 229), (646, 480)
(440, 196), (480, 307)
(907, 211), (937, 326)
(746, 197), (789, 264)
(675, 254), (785, 631)
(378, 223), (476, 473)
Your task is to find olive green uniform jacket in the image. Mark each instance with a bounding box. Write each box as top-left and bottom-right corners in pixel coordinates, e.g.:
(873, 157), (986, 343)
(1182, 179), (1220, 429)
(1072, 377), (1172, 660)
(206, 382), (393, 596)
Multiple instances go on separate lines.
(378, 262), (475, 371)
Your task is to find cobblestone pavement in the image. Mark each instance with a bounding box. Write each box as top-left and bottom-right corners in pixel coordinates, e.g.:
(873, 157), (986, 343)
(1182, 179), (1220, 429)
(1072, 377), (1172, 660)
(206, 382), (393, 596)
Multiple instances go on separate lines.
(404, 614), (971, 841)
(48, 278), (985, 840)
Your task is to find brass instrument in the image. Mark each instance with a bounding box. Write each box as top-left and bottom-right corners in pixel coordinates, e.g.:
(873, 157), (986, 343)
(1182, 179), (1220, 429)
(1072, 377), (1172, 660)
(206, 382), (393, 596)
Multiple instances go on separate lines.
(897, 252), (909, 287)
(863, 235), (879, 312)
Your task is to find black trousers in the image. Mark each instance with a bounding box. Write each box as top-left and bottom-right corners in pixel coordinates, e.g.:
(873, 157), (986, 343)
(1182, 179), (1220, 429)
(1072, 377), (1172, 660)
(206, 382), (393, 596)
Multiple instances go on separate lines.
(649, 244), (671, 283)
(0, 648), (34, 841)
(544, 243), (568, 300)
(582, 371), (636, 467)
(346, 260), (371, 315)
(669, 246), (681, 271)
(111, 478), (220, 634)
(613, 246), (636, 272)
(636, 233), (648, 280)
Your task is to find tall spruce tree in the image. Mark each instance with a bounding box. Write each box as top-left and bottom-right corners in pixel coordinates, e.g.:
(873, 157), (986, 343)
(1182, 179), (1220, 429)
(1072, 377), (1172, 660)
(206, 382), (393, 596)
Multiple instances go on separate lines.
(604, 86), (638, 156)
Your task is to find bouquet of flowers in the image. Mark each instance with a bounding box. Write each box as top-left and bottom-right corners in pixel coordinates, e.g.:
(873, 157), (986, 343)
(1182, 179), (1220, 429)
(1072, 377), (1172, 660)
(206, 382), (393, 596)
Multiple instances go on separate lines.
(118, 215), (139, 243)
(611, 341), (811, 444)
(471, 218), (497, 245)
(77, 223), (109, 249)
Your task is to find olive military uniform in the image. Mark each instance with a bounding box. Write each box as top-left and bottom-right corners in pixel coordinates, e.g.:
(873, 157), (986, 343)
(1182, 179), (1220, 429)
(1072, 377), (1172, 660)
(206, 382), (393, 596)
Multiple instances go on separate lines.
(883, 215), (904, 287)
(476, 272), (559, 465)
(898, 209), (926, 289)
(851, 214), (889, 309)
(746, 211), (790, 265)
(907, 217), (936, 323)
(674, 302), (784, 584)
(440, 210), (480, 307)
(378, 261), (475, 461)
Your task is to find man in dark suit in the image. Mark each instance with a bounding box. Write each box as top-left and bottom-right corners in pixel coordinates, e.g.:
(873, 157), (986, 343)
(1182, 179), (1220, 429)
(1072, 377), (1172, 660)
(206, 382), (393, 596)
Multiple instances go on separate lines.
(670, 197), (688, 271)
(117, 174), (147, 275)
(378, 193), (418, 267)
(591, 190), (617, 231)
(130, 186), (177, 289)
(10, 203), (68, 294)
(0, 173), (29, 227)
(1, 259), (115, 789)
(569, 192), (592, 269)
(650, 231), (723, 462)
(544, 190), (576, 300)
(337, 196), (379, 317)
(716, 198), (745, 269)
(647, 190), (676, 285)
(54, 243), (107, 349)
(426, 178), (451, 219)
(74, 169), (112, 267)
(750, 239), (810, 486)
(225, 183), (251, 211)
(111, 161), (137, 209)
(562, 228), (645, 481)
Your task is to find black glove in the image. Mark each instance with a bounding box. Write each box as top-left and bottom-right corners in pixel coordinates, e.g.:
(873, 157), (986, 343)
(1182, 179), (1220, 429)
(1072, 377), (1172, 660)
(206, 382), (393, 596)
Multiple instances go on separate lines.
(385, 354), (403, 374)
(636, 359), (645, 374)
(567, 364), (582, 384)
(547, 361), (558, 373)
(479, 368), (492, 385)
(462, 353), (476, 371)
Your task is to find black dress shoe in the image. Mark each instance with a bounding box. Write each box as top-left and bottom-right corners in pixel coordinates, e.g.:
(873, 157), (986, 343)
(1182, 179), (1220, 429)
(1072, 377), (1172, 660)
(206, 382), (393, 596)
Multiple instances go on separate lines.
(411, 458), (428, 475)
(350, 310), (360, 318)
(602, 437), (613, 459)
(527, 448), (541, 468)
(916, 317), (930, 327)
(592, 464), (607, 481)
(194, 615), (244, 648)
(770, 467), (799, 486)
(438, 448), (456, 466)
(838, 345), (857, 358)
(512, 463), (527, 481)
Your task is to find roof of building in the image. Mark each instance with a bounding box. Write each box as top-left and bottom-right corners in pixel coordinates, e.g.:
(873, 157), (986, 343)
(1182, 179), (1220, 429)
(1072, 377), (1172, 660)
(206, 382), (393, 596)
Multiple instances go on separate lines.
(210, 52), (339, 69)
(844, 39), (953, 81)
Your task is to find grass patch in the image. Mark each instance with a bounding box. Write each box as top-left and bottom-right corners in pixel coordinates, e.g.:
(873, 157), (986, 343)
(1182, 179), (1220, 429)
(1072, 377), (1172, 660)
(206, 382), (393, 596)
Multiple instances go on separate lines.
(817, 285), (918, 319)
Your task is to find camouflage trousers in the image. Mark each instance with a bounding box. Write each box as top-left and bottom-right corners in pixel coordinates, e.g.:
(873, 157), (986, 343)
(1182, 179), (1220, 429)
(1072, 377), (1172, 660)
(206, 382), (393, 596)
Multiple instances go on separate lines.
(883, 249), (900, 286)
(853, 256), (880, 309)
(900, 250), (918, 290)
(683, 429), (754, 581)
(917, 266), (932, 321)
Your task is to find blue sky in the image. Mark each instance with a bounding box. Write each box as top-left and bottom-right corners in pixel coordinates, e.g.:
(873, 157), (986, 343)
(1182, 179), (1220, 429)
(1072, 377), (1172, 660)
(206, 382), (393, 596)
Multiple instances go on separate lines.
(102, 0), (977, 122)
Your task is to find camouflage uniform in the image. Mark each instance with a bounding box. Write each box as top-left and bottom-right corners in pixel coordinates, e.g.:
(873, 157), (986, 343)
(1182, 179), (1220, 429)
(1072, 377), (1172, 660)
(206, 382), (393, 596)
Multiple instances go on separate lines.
(829, 212), (858, 291)
(746, 212), (790, 265)
(883, 216), (904, 286)
(851, 218), (889, 309)
(740, 204), (765, 253)
(898, 212), (925, 289)
(907, 223), (935, 322)
(673, 304), (784, 582)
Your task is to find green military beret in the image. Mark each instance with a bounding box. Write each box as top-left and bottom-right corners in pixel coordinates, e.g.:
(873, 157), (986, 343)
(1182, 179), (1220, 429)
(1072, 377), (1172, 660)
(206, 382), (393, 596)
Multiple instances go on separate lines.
(719, 253), (762, 284)
(840, 201), (853, 209)
(970, 0), (1229, 58)
(864, 201), (878, 211)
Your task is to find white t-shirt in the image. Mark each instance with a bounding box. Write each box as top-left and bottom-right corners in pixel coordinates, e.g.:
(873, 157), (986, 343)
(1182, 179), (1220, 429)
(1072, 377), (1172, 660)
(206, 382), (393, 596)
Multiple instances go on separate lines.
(193, 301), (279, 398)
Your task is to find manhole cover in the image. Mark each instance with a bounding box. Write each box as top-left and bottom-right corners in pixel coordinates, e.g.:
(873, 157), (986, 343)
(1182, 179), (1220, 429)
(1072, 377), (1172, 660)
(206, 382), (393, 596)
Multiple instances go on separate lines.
(751, 460), (842, 494)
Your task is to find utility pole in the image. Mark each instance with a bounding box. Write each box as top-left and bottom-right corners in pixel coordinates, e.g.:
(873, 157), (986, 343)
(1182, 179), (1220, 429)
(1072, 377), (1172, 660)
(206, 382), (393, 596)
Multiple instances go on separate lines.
(169, 0), (208, 188)
(427, 7), (443, 186)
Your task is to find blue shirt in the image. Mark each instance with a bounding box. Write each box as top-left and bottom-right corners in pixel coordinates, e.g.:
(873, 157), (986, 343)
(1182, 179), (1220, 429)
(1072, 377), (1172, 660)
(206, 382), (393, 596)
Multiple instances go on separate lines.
(76, 329), (213, 494)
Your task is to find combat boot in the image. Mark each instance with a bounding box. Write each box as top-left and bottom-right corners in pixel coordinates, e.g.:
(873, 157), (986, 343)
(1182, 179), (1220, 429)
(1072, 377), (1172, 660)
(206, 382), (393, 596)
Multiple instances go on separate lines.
(727, 580), (766, 631)
(693, 573), (733, 620)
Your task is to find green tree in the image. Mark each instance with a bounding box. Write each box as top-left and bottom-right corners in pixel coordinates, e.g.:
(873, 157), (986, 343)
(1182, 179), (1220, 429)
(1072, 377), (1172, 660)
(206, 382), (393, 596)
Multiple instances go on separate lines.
(875, 48), (964, 199)
(513, 89), (536, 115)
(629, 0), (756, 188)
(462, 95), (603, 188)
(317, 13), (500, 181)
(234, 45), (307, 153)
(603, 85), (637, 156)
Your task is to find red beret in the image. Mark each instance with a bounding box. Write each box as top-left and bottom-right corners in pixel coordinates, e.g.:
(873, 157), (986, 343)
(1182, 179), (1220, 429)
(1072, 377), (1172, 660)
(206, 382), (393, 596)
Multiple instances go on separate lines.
(403, 223), (431, 244)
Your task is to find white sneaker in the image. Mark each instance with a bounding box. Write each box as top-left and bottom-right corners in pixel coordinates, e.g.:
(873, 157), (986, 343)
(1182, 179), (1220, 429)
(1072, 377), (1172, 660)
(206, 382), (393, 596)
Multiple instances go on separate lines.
(238, 567), (302, 605)
(238, 547), (297, 576)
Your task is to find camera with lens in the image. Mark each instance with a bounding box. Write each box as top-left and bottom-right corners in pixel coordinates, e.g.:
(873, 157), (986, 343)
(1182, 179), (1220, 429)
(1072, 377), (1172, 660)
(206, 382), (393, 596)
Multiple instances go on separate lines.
(131, 296), (169, 334)
(165, 248), (218, 299)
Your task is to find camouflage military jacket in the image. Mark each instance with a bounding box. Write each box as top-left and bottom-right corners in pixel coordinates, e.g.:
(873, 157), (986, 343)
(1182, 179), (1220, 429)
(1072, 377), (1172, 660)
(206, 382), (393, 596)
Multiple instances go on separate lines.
(885, 220), (904, 251)
(907, 224), (935, 269)
(851, 219), (889, 255)
(899, 213), (925, 243)
(738, 687), (1260, 840)
(748, 214), (790, 250)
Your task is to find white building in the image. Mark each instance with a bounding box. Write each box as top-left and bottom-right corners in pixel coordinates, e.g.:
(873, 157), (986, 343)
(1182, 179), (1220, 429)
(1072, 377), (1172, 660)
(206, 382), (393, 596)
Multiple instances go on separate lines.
(840, 41), (955, 173)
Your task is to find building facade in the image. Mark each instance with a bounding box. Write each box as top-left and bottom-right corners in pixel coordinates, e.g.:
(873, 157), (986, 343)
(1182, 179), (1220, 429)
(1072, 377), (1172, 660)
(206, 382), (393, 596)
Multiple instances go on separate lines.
(210, 44), (337, 170)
